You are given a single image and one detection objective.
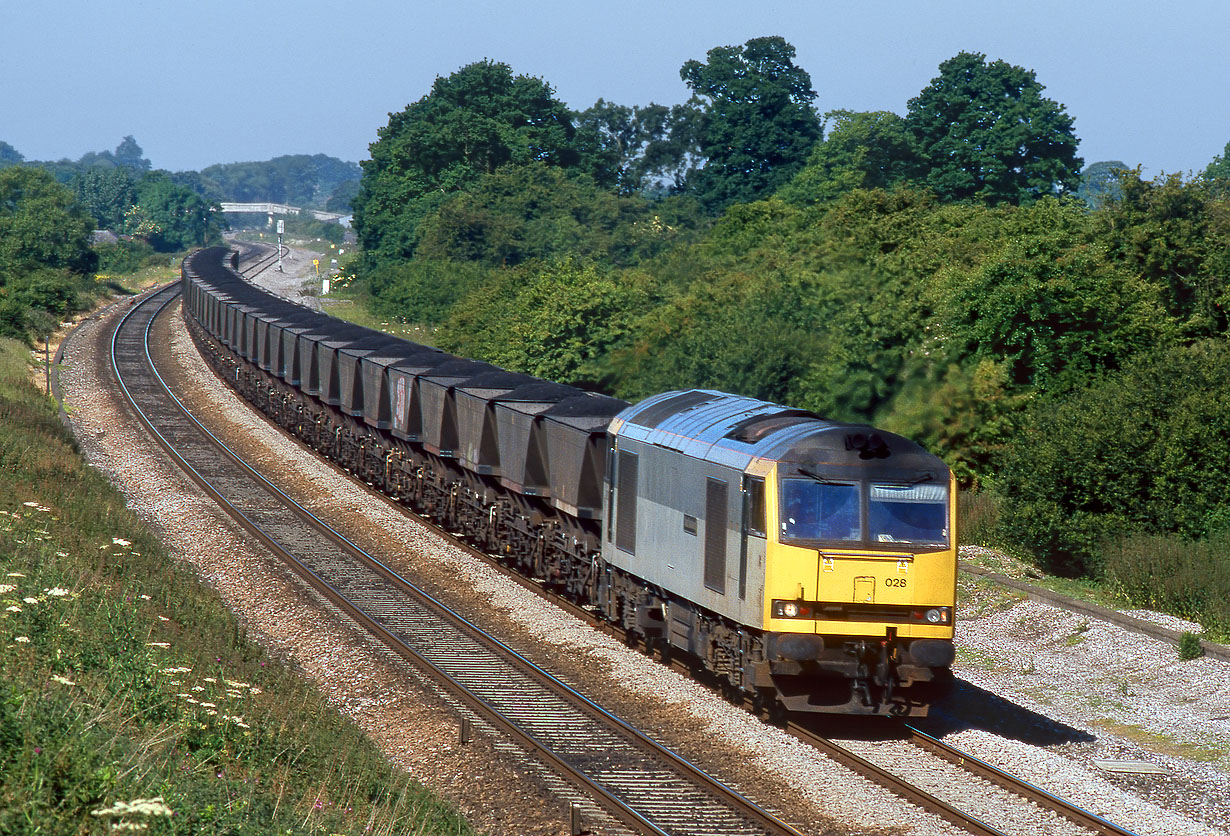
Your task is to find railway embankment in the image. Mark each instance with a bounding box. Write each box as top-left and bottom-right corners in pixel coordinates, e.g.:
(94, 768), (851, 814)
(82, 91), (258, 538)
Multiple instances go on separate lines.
(0, 320), (478, 835)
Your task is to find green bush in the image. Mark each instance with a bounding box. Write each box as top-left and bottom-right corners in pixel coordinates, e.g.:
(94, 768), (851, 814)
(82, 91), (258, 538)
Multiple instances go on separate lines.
(997, 340), (1230, 576)
(1179, 631), (1205, 660)
(363, 258), (490, 326)
(94, 240), (155, 274)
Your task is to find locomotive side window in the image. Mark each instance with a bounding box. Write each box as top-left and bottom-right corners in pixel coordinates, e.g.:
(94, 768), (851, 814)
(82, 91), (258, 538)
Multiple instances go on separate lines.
(869, 482), (949, 547)
(780, 479), (860, 543)
(743, 476), (766, 538)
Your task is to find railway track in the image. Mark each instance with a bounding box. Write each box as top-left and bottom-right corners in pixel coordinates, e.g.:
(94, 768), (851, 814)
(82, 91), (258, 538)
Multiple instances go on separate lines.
(107, 258), (1148, 835)
(231, 239), (284, 280)
(786, 722), (1139, 836)
(112, 282), (807, 836)
(205, 244), (1148, 836)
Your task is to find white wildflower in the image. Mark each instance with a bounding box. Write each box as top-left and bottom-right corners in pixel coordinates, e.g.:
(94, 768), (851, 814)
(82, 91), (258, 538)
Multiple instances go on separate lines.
(0, 584), (15, 594)
(15, 636), (29, 643)
(51, 675), (75, 686)
(5, 606), (19, 613)
(199, 702), (216, 708)
(22, 501), (38, 507)
(46, 588), (70, 597)
(138, 595), (150, 601)
(22, 597), (38, 604)
(90, 797), (173, 819)
(112, 538), (131, 547)
(145, 642), (169, 648)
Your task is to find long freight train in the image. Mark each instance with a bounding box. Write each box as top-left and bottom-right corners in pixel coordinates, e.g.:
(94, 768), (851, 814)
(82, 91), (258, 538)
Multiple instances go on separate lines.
(181, 246), (957, 716)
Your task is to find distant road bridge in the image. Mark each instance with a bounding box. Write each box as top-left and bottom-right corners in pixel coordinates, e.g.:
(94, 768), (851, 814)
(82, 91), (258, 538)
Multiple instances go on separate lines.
(219, 202), (348, 223)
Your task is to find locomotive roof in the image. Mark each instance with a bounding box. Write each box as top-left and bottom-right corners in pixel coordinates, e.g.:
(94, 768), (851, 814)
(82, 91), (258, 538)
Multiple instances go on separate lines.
(614, 390), (947, 476)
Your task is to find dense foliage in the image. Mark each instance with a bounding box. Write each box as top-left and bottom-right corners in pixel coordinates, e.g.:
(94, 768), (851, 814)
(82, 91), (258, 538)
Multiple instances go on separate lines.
(999, 341), (1230, 574)
(0, 167), (97, 339)
(352, 60), (580, 264)
(905, 52), (1082, 203)
(342, 39), (1230, 637)
(679, 36), (822, 211)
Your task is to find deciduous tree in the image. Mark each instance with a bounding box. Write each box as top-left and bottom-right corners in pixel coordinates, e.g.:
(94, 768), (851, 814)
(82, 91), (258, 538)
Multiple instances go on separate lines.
(906, 52), (1082, 204)
(0, 166), (96, 277)
(779, 110), (921, 204)
(681, 36), (821, 211)
(0, 141), (23, 169)
(72, 167), (136, 231)
(353, 60), (577, 264)
(571, 100), (704, 194)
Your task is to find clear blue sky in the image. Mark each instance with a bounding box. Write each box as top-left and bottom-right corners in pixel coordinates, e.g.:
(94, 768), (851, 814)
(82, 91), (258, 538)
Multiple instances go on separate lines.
(3, 0), (1227, 177)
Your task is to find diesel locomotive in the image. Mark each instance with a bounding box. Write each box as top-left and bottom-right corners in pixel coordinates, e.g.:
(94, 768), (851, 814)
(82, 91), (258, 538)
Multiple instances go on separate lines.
(181, 246), (957, 716)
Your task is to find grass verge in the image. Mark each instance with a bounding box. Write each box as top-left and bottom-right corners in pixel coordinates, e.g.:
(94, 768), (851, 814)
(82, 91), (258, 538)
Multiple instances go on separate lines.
(0, 333), (475, 835)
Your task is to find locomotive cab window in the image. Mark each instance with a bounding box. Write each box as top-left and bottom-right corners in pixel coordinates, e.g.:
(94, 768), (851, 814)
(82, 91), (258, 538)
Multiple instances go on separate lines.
(742, 476), (766, 538)
(869, 482), (949, 547)
(779, 479), (859, 543)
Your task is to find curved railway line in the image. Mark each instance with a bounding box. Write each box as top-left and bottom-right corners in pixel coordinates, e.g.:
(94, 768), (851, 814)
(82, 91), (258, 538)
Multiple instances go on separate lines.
(112, 282), (807, 836)
(98, 255), (1148, 836)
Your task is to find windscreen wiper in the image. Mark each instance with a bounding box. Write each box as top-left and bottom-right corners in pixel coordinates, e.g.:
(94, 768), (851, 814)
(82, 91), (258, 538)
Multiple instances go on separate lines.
(797, 466), (845, 485)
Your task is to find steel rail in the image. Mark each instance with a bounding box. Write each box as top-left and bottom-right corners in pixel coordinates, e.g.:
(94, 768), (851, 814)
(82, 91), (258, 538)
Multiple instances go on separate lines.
(785, 723), (1010, 836)
(905, 725), (1140, 836)
(110, 282), (804, 836)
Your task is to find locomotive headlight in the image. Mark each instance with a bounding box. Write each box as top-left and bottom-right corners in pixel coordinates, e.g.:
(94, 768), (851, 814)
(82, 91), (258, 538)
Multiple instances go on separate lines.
(924, 607), (950, 624)
(772, 599), (811, 618)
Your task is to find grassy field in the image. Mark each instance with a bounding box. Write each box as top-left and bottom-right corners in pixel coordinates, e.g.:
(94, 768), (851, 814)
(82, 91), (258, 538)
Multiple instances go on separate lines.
(0, 326), (476, 834)
(318, 285), (440, 347)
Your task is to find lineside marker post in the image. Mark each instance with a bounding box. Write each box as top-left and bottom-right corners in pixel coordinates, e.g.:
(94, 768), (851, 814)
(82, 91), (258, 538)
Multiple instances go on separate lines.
(569, 802), (586, 835)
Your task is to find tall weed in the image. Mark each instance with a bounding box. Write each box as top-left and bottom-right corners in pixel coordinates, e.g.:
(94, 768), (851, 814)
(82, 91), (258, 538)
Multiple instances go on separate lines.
(1101, 531), (1230, 639)
(958, 490), (1001, 547)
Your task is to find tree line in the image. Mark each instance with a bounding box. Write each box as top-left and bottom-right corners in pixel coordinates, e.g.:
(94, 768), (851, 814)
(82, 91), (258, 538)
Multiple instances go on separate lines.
(348, 38), (1230, 633)
(0, 137), (363, 342)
